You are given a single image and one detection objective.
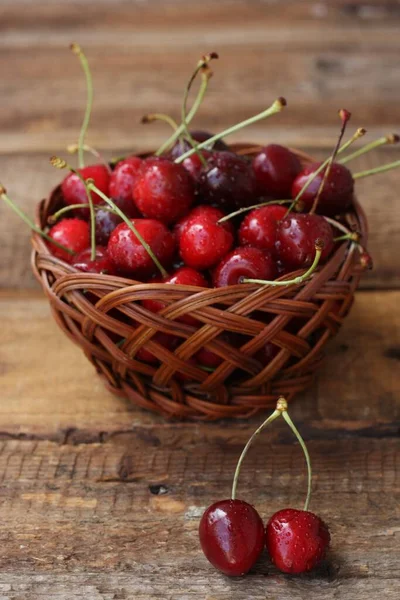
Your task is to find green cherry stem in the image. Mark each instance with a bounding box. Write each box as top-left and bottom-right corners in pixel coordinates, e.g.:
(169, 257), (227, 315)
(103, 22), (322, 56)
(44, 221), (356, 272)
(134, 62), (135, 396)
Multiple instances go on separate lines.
(50, 156), (97, 261)
(175, 97), (287, 164)
(155, 67), (212, 157)
(353, 159), (400, 179)
(0, 184), (74, 255)
(70, 44), (93, 169)
(67, 143), (111, 173)
(218, 199), (292, 224)
(231, 400), (284, 500)
(281, 408), (312, 512)
(338, 133), (399, 165)
(86, 181), (168, 278)
(333, 232), (360, 243)
(242, 241), (323, 287)
(141, 113), (179, 131)
(48, 202), (115, 223)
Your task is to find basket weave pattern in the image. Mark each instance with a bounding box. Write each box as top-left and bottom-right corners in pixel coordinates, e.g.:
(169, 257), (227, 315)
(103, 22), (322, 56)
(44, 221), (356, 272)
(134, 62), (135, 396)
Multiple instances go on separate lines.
(31, 146), (368, 420)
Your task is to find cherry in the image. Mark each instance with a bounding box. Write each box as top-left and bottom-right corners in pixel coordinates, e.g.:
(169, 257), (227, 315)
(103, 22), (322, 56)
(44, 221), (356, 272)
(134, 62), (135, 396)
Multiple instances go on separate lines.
(199, 499), (264, 576)
(266, 508), (330, 574)
(71, 245), (116, 274)
(61, 164), (110, 215)
(109, 156), (143, 218)
(179, 206), (234, 270)
(197, 151), (257, 211)
(107, 219), (175, 277)
(212, 247), (277, 288)
(276, 213), (334, 268)
(181, 149), (212, 182)
(174, 205), (230, 245)
(95, 208), (121, 245)
(47, 218), (90, 263)
(253, 144), (302, 198)
(239, 204), (287, 252)
(137, 331), (179, 364)
(291, 162), (354, 215)
(132, 157), (194, 224)
(168, 130), (228, 160)
(256, 341), (279, 364)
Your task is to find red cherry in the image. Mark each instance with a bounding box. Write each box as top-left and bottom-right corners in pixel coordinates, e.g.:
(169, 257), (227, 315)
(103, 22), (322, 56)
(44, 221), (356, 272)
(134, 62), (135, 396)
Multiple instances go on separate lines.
(256, 341), (279, 364)
(181, 149), (212, 182)
(276, 213), (334, 268)
(169, 130), (228, 160)
(95, 208), (121, 245)
(179, 207), (234, 270)
(72, 246), (116, 274)
(266, 508), (330, 574)
(61, 165), (110, 215)
(199, 499), (264, 576)
(137, 332), (178, 364)
(174, 205), (230, 245)
(291, 162), (354, 215)
(198, 151), (257, 210)
(212, 247), (277, 287)
(109, 156), (143, 218)
(132, 157), (194, 224)
(107, 219), (175, 277)
(253, 145), (302, 198)
(47, 218), (90, 263)
(239, 204), (287, 252)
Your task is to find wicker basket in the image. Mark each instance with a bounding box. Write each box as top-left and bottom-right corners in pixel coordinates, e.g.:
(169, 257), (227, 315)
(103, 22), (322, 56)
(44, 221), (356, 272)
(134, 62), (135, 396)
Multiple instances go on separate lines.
(31, 144), (368, 420)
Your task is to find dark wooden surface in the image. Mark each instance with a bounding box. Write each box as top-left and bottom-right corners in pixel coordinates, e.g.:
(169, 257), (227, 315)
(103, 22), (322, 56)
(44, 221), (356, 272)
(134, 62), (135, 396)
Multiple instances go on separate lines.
(0, 1), (399, 598)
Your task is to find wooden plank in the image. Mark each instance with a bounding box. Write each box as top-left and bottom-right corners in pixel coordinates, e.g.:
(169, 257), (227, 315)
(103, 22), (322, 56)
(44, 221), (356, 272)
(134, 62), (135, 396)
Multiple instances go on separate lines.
(1, 148), (399, 290)
(0, 290), (399, 439)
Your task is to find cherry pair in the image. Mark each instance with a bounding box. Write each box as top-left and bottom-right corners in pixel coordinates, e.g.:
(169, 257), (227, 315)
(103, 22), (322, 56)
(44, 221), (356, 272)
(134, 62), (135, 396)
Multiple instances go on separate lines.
(199, 398), (330, 576)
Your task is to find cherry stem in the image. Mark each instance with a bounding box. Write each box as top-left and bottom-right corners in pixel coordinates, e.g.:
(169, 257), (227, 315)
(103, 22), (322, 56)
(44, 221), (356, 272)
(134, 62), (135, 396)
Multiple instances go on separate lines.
(0, 185), (74, 255)
(155, 68), (211, 157)
(353, 159), (400, 180)
(67, 143), (112, 174)
(242, 241), (323, 287)
(48, 202), (115, 223)
(175, 97), (287, 164)
(141, 113), (179, 131)
(334, 232), (360, 243)
(50, 156), (97, 261)
(339, 134), (399, 165)
(309, 109), (351, 215)
(218, 199), (292, 224)
(70, 44), (93, 170)
(231, 403), (283, 500)
(284, 127), (366, 217)
(86, 181), (168, 278)
(281, 409), (312, 512)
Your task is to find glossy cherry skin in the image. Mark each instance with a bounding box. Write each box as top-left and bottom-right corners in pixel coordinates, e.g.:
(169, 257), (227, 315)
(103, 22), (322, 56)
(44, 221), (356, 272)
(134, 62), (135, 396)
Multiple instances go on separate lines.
(174, 205), (229, 245)
(169, 130), (228, 161)
(291, 162), (354, 215)
(132, 157), (194, 224)
(95, 208), (121, 245)
(239, 204), (287, 252)
(212, 247), (277, 287)
(61, 165), (110, 215)
(198, 151), (257, 211)
(47, 218), (90, 263)
(181, 149), (212, 183)
(253, 145), (302, 199)
(107, 219), (175, 278)
(199, 499), (264, 576)
(71, 246), (116, 274)
(109, 156), (143, 218)
(179, 206), (234, 270)
(266, 509), (330, 574)
(276, 213), (334, 268)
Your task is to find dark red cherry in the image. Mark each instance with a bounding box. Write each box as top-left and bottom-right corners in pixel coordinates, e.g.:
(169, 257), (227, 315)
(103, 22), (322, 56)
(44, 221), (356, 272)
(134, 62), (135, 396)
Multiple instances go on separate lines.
(137, 332), (179, 364)
(109, 156), (143, 217)
(199, 499), (264, 576)
(256, 341), (279, 364)
(239, 204), (287, 252)
(72, 246), (116, 274)
(266, 508), (330, 574)
(95, 208), (121, 245)
(291, 162), (354, 215)
(169, 130), (228, 160)
(197, 151), (257, 210)
(276, 213), (334, 268)
(181, 149), (212, 182)
(132, 157), (194, 224)
(107, 219), (175, 277)
(179, 206), (234, 270)
(212, 247), (277, 287)
(47, 218), (90, 263)
(253, 144), (302, 198)
(61, 165), (110, 215)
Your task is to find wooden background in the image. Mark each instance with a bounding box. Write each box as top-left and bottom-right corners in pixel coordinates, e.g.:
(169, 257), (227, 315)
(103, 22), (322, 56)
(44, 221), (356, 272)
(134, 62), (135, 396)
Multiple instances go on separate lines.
(0, 1), (399, 599)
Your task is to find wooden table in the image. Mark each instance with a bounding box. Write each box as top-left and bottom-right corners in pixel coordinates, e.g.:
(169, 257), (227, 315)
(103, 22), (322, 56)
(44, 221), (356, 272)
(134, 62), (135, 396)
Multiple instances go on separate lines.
(0, 2), (399, 598)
